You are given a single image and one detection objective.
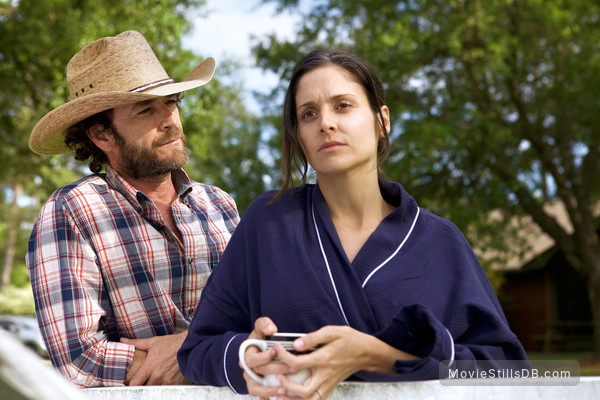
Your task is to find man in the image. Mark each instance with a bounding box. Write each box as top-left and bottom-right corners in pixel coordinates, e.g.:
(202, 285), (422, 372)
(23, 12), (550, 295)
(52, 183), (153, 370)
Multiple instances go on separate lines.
(26, 31), (239, 387)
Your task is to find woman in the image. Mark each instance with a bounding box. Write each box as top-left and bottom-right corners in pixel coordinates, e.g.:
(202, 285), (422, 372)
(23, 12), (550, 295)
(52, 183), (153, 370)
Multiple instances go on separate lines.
(178, 50), (527, 399)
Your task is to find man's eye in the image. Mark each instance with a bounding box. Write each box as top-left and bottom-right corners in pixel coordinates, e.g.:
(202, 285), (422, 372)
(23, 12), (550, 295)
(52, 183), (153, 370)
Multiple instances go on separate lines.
(138, 107), (150, 115)
(166, 98), (181, 109)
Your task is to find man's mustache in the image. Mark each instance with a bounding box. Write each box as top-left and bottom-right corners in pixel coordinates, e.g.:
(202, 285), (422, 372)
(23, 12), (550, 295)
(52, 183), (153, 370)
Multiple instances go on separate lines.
(155, 127), (186, 146)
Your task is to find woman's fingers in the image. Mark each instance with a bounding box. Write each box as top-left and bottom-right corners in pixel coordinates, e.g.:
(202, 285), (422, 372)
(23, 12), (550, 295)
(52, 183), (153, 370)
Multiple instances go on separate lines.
(252, 317), (277, 338)
(243, 371), (285, 399)
(275, 372), (336, 400)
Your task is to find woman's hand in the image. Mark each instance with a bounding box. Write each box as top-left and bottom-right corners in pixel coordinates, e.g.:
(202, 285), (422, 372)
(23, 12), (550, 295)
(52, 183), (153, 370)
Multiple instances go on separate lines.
(241, 317), (297, 400)
(272, 325), (419, 400)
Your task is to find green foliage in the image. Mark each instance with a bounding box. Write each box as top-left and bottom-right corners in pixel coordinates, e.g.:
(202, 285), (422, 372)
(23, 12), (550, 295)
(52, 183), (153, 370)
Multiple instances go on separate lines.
(0, 0), (269, 290)
(0, 285), (36, 316)
(182, 60), (271, 213)
(0, 0), (208, 194)
(255, 0), (600, 263)
(0, 213), (31, 288)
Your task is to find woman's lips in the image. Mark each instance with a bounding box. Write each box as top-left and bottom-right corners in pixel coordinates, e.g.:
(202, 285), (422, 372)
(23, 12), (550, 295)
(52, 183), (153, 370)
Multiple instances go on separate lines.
(319, 141), (345, 152)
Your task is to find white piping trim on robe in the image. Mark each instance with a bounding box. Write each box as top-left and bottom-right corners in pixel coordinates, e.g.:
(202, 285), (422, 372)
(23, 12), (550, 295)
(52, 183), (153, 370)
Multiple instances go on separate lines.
(312, 205), (350, 326)
(362, 207), (421, 288)
(224, 333), (241, 393)
(446, 328), (455, 367)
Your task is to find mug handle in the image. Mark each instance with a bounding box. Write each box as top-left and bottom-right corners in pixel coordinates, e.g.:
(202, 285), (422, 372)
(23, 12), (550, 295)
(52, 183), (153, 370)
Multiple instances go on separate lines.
(238, 338), (268, 385)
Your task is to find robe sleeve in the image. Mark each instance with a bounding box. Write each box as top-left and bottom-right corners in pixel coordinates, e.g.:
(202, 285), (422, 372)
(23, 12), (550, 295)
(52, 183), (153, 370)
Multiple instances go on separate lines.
(355, 218), (529, 382)
(177, 251), (252, 393)
(178, 194), (267, 394)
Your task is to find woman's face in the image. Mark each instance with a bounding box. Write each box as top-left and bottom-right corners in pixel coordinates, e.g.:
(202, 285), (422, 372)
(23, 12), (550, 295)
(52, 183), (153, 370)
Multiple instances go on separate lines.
(295, 65), (389, 179)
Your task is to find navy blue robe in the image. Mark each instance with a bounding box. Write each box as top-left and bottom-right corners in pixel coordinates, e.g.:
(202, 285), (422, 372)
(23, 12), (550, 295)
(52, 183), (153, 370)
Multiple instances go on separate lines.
(178, 180), (528, 394)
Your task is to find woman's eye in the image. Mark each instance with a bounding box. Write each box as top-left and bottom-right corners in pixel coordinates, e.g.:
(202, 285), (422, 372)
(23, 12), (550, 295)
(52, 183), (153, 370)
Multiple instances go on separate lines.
(337, 102), (352, 110)
(301, 110), (316, 120)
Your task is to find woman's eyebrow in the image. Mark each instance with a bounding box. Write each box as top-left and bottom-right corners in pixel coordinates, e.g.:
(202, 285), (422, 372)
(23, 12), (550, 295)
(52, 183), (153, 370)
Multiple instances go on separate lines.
(297, 93), (358, 111)
(296, 101), (314, 111)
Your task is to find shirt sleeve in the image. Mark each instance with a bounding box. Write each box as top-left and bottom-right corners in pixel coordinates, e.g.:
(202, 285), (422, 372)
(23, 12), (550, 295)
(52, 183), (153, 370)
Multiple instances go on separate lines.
(27, 197), (134, 387)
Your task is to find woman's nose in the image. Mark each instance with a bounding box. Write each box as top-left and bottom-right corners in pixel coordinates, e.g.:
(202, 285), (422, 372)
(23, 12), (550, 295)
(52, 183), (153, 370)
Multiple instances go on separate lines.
(319, 109), (336, 133)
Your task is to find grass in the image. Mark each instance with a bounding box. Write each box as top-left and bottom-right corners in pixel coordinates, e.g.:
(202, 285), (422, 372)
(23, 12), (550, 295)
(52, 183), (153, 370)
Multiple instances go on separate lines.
(0, 285), (36, 316)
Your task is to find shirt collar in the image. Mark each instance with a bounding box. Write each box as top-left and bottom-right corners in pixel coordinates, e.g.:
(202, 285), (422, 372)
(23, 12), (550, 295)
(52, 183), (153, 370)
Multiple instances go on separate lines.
(104, 165), (194, 207)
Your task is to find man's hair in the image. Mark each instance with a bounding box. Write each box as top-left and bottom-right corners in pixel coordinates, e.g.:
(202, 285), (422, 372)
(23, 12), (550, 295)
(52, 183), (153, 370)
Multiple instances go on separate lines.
(63, 93), (184, 174)
(64, 110), (113, 174)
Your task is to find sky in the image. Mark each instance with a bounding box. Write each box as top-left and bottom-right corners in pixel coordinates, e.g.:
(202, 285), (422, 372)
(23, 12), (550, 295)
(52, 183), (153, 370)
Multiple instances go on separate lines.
(182, 0), (303, 112)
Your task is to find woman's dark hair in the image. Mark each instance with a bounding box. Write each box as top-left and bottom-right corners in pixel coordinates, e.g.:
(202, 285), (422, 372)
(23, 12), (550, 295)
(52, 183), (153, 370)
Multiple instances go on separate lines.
(64, 109), (113, 174)
(277, 49), (390, 200)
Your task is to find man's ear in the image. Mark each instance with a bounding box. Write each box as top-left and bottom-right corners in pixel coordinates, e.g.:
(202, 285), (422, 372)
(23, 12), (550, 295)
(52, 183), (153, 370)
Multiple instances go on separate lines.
(86, 124), (114, 153)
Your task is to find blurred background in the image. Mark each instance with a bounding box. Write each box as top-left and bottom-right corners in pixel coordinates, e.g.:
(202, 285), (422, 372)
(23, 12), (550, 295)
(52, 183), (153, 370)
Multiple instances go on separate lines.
(0, 0), (599, 373)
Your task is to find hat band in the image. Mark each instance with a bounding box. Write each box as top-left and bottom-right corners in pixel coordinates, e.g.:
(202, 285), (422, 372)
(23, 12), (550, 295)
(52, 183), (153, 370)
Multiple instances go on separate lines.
(129, 78), (175, 93)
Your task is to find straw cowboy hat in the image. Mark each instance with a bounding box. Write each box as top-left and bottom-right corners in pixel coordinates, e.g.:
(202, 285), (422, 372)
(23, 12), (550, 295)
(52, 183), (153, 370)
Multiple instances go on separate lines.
(29, 30), (216, 155)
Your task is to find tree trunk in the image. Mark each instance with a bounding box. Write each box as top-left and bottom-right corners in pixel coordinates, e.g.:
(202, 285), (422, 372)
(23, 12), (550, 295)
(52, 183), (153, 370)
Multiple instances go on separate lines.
(1, 182), (22, 289)
(587, 264), (600, 360)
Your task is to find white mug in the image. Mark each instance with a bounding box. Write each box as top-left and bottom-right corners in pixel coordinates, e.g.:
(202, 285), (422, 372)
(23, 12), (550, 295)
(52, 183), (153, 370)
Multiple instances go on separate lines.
(238, 336), (311, 395)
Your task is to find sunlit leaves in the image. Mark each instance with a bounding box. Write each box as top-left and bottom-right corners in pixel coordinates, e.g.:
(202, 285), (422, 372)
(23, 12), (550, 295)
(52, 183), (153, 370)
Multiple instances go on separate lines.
(255, 0), (600, 265)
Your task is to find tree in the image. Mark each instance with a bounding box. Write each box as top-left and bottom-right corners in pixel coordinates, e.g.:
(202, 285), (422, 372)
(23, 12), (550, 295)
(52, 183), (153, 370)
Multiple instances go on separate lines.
(255, 0), (600, 357)
(0, 0), (267, 293)
(181, 59), (273, 211)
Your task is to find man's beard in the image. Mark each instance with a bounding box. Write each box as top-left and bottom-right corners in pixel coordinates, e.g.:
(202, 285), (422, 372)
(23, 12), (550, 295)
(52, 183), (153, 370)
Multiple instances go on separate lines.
(113, 126), (189, 181)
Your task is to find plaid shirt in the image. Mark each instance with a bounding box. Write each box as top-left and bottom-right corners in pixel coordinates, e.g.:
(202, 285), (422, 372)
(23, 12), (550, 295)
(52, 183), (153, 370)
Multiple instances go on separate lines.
(26, 166), (239, 387)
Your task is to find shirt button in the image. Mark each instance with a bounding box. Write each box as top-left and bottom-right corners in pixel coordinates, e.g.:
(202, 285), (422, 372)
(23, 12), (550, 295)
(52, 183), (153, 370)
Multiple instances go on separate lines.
(188, 257), (194, 265)
(188, 308), (194, 316)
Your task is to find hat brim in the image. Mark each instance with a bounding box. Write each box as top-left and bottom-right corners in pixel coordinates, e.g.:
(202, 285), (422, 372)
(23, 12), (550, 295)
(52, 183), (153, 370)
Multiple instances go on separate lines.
(29, 57), (216, 155)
